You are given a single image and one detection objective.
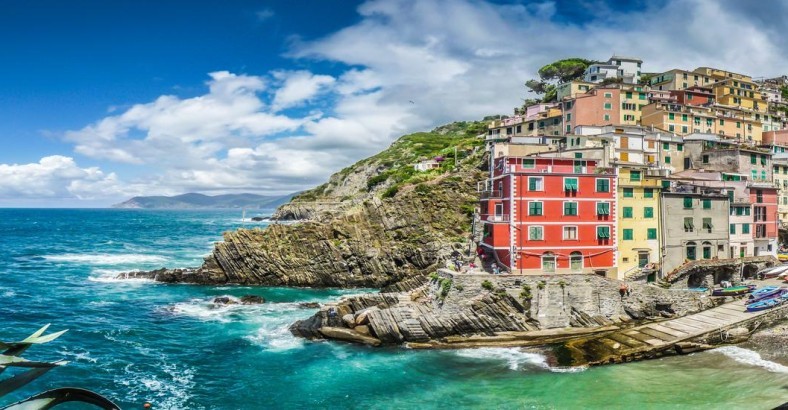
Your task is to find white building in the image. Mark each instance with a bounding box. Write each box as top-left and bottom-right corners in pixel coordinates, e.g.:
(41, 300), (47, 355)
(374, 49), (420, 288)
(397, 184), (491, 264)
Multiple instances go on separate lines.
(584, 56), (642, 84)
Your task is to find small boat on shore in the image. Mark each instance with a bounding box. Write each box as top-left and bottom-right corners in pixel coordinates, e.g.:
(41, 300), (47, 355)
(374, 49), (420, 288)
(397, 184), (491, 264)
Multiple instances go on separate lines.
(757, 264), (788, 280)
(746, 296), (785, 312)
(746, 287), (785, 305)
(711, 286), (752, 297)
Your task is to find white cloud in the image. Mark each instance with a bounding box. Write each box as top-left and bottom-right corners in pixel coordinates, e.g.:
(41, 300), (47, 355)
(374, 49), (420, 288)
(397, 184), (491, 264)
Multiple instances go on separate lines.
(29, 0), (788, 205)
(256, 8), (274, 22)
(0, 156), (126, 200)
(271, 70), (336, 111)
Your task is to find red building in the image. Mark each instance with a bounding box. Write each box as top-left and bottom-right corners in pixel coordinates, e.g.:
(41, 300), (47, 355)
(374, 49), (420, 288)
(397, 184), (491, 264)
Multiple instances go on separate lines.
(480, 156), (617, 275)
(670, 86), (715, 106)
(749, 185), (779, 255)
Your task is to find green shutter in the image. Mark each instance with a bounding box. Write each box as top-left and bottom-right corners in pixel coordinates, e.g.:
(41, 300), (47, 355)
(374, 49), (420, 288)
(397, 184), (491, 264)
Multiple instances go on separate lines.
(630, 171), (641, 181)
(703, 218), (712, 231)
(684, 217), (694, 230)
(529, 178), (537, 191)
(665, 156), (671, 164)
(624, 188), (633, 198)
(596, 179), (609, 192)
(523, 159), (535, 168)
(663, 142), (669, 150)
(574, 152), (582, 158)
(644, 207), (654, 218)
(564, 178), (578, 191)
(751, 153), (757, 164)
(597, 202), (610, 215)
(597, 226), (610, 239)
(623, 229), (633, 240)
(677, 144), (683, 151)
(703, 199), (711, 209)
(742, 223), (750, 234)
(730, 224), (736, 234)
(564, 202), (577, 216)
(623, 207), (633, 218)
(684, 197), (693, 208)
(647, 228), (657, 239)
(703, 246), (711, 259)
(644, 188), (653, 198)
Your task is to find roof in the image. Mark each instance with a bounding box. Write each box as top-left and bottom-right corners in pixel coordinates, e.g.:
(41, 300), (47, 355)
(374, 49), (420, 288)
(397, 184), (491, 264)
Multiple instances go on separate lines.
(610, 55), (643, 62)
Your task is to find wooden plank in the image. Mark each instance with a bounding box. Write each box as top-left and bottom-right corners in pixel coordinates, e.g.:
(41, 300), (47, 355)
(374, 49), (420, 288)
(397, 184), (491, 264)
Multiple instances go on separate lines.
(662, 319), (707, 331)
(698, 310), (744, 322)
(623, 331), (654, 344)
(606, 333), (647, 349)
(661, 321), (704, 335)
(680, 316), (722, 328)
(649, 323), (689, 338)
(639, 327), (677, 342)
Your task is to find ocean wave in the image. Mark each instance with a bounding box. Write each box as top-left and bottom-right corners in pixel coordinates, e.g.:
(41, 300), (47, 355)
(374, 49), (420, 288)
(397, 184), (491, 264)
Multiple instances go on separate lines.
(712, 346), (788, 374)
(1, 289), (15, 297)
(88, 269), (156, 284)
(57, 348), (98, 364)
(454, 347), (587, 373)
(118, 362), (199, 410)
(44, 253), (168, 266)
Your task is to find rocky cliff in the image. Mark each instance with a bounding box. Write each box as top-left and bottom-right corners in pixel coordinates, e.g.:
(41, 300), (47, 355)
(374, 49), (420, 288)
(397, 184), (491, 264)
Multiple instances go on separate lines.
(121, 122), (488, 288)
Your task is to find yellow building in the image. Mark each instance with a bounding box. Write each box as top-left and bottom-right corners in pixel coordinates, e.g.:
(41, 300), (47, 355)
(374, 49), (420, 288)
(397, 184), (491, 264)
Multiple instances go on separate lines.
(619, 85), (649, 125)
(641, 102), (763, 142)
(710, 78), (765, 113)
(616, 167), (662, 280)
(556, 80), (595, 101)
(650, 69), (714, 91)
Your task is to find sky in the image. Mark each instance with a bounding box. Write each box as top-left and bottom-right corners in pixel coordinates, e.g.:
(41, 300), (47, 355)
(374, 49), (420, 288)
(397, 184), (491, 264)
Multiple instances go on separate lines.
(1, 0), (788, 207)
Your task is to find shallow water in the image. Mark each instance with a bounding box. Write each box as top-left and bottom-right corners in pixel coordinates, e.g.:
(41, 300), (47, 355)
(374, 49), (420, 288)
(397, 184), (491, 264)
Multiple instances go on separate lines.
(1, 209), (786, 409)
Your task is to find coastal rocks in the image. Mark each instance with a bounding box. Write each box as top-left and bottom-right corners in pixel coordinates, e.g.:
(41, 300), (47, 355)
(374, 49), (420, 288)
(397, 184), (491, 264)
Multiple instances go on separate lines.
(119, 168), (483, 289)
(211, 295), (266, 305)
(298, 302), (321, 309)
(317, 327), (381, 347)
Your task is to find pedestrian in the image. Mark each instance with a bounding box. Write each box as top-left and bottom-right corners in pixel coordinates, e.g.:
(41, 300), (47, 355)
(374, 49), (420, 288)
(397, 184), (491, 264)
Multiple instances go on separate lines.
(491, 262), (499, 275)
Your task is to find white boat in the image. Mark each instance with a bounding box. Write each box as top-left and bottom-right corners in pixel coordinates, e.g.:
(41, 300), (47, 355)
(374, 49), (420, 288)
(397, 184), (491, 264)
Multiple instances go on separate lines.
(758, 264), (788, 279)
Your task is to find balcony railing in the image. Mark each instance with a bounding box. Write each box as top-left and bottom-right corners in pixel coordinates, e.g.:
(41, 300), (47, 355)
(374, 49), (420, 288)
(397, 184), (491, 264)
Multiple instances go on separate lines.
(481, 214), (510, 223)
(480, 190), (503, 199)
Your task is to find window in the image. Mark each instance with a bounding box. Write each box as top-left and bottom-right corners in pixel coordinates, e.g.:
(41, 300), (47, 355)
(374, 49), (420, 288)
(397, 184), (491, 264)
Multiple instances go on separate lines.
(742, 223), (750, 234)
(665, 156), (671, 164)
(604, 114), (610, 121)
(623, 207), (633, 218)
(542, 252), (556, 273)
(528, 201), (543, 216)
(669, 113), (675, 120)
(684, 217), (694, 232)
(604, 93), (612, 98)
(626, 92), (633, 99)
(597, 226), (611, 239)
(644, 188), (654, 198)
(623, 229), (633, 240)
(686, 242), (697, 260)
(720, 119), (725, 126)
(528, 226), (543, 240)
(669, 125), (675, 132)
(703, 199), (711, 209)
(756, 190), (763, 203)
(647, 228), (657, 240)
(750, 153), (756, 164)
(563, 226), (578, 240)
(564, 202), (578, 216)
(745, 207), (751, 216)
(737, 121), (741, 129)
(596, 178), (610, 192)
(682, 126), (688, 133)
(683, 197), (693, 208)
(597, 202), (610, 215)
(677, 144), (683, 152)
(644, 207), (654, 218)
(570, 252), (583, 272)
(630, 171), (641, 182)
(604, 102), (612, 109)
(566, 113), (572, 121)
(730, 224), (736, 234)
(663, 143), (670, 151)
(523, 159), (535, 168)
(528, 177), (543, 191)
(624, 188), (634, 198)
(702, 217), (712, 233)
(702, 155), (709, 164)
(682, 114), (688, 122)
(761, 155), (767, 166)
(564, 177), (578, 192)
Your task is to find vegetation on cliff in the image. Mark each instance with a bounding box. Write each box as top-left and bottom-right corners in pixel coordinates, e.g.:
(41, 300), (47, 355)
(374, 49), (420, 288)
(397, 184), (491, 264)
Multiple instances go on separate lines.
(125, 121), (490, 288)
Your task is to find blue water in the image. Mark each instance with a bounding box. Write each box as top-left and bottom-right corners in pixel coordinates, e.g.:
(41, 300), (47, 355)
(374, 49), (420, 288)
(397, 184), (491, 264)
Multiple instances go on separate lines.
(1, 209), (786, 409)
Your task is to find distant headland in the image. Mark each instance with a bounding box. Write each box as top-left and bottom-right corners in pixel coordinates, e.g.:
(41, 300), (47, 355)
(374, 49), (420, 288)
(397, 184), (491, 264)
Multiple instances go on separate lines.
(112, 192), (295, 209)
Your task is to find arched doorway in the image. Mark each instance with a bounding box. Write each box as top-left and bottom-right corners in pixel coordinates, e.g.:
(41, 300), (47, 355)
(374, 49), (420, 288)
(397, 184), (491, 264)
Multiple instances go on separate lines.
(686, 241), (697, 261)
(542, 252), (556, 273)
(570, 251), (583, 272)
(742, 264), (759, 280)
(702, 241), (712, 259)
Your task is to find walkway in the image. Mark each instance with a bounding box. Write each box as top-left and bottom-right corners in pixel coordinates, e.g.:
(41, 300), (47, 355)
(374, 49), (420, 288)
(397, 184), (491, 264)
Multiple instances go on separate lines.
(559, 297), (788, 366)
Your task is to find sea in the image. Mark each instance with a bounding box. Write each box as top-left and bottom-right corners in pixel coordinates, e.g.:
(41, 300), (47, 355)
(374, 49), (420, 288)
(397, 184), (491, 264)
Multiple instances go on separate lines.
(1, 209), (786, 409)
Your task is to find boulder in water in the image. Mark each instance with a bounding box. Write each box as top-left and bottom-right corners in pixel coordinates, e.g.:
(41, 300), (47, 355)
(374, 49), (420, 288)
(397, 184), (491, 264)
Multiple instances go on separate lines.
(240, 295), (266, 304)
(213, 296), (235, 305)
(298, 302), (321, 309)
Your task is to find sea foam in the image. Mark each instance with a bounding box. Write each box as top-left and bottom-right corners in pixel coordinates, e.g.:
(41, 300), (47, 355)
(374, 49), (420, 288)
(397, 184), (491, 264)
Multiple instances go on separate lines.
(44, 253), (168, 265)
(455, 347), (587, 373)
(712, 346), (788, 374)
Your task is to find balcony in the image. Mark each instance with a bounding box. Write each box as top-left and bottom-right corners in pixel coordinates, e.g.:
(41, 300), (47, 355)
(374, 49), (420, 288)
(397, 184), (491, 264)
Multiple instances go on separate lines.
(482, 214), (510, 223)
(480, 190), (503, 199)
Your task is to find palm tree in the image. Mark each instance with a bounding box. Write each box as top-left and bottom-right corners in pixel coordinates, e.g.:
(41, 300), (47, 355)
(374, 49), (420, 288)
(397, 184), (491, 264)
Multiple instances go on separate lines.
(1, 325), (119, 409)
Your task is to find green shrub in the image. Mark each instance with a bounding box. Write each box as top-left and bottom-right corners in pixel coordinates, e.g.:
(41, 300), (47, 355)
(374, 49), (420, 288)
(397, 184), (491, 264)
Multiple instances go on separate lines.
(414, 183), (431, 194)
(429, 272), (439, 281)
(367, 173), (390, 190)
(558, 280), (568, 289)
(520, 284), (532, 300)
(440, 279), (453, 298)
(454, 283), (464, 291)
(481, 280), (494, 291)
(537, 281), (546, 290)
(381, 185), (400, 198)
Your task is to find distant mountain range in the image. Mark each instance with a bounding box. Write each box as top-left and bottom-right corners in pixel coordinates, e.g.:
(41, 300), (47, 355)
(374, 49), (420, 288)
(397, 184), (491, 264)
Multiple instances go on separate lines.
(112, 193), (295, 209)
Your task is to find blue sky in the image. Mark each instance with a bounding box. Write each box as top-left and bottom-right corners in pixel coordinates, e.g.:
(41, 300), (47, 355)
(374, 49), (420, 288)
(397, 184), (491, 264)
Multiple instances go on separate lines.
(1, 0), (786, 206)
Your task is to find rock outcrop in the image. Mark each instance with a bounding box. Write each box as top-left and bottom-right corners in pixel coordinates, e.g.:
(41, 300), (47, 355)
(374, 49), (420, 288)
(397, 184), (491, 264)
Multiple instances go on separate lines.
(119, 122), (488, 288)
(289, 270), (721, 348)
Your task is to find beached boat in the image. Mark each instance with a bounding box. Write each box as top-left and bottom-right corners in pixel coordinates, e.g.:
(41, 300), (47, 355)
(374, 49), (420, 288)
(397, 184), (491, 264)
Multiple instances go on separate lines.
(746, 296), (784, 312)
(757, 264), (788, 280)
(746, 287), (785, 304)
(711, 286), (752, 297)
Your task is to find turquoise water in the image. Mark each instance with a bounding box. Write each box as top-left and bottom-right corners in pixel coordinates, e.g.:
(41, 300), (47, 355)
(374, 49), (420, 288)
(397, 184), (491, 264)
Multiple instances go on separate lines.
(1, 209), (786, 409)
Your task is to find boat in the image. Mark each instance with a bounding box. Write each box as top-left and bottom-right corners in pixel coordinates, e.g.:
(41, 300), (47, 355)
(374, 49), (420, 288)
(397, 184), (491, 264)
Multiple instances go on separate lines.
(746, 297), (784, 312)
(757, 264), (788, 280)
(746, 287), (785, 305)
(778, 253), (788, 262)
(711, 286), (752, 296)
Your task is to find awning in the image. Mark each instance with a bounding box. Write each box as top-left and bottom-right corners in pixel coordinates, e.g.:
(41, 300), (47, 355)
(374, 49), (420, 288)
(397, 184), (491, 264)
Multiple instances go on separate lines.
(684, 219), (694, 229)
(597, 203), (610, 215)
(564, 179), (578, 190)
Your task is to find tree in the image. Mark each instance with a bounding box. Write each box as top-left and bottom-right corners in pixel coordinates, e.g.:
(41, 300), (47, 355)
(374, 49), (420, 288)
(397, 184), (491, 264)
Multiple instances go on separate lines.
(523, 58), (598, 106)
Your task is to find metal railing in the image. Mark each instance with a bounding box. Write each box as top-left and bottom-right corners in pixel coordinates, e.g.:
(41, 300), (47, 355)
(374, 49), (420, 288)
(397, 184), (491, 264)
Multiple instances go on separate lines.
(481, 214), (510, 222)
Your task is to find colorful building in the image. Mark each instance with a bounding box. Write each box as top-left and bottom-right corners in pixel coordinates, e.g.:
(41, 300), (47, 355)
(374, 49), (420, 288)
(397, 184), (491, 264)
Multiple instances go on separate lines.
(750, 184), (779, 255)
(479, 156), (617, 276)
(616, 166), (662, 280)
